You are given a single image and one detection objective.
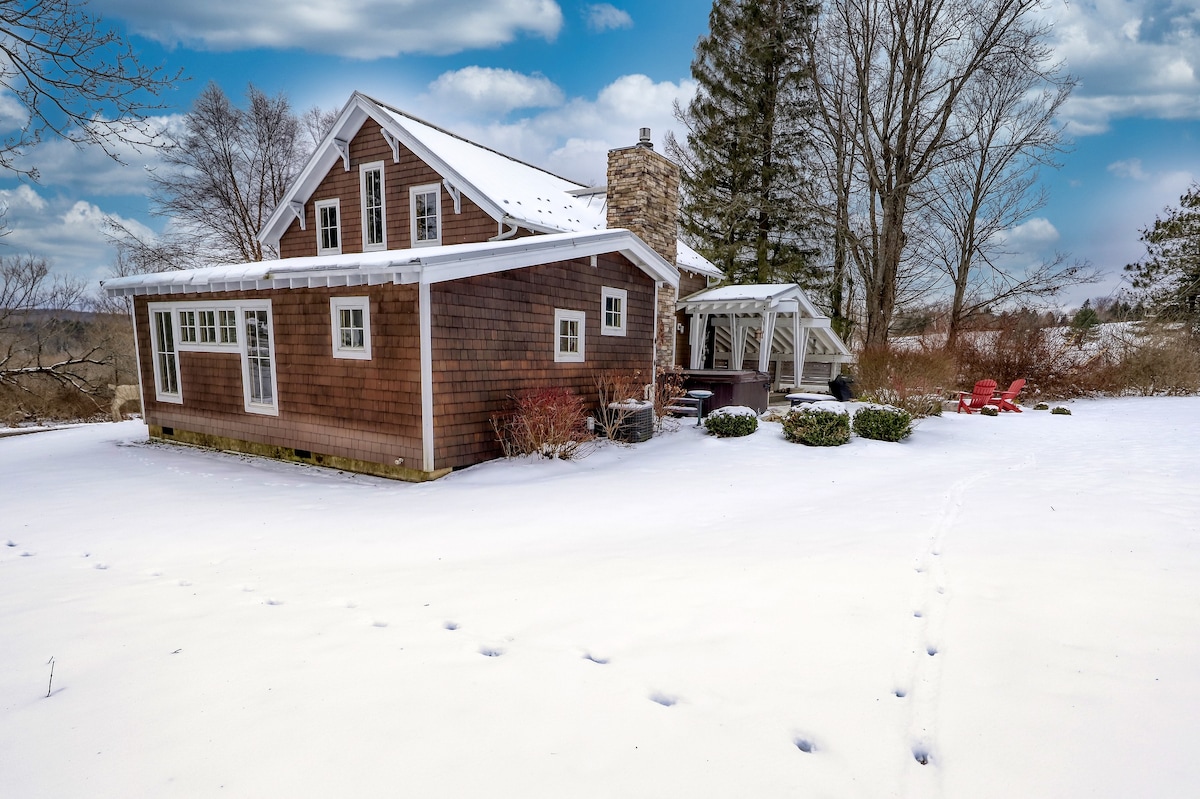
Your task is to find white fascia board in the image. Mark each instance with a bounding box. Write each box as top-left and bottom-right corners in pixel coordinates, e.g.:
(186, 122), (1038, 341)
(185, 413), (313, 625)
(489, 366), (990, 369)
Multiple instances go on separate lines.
(417, 230), (678, 288)
(257, 94), (374, 248)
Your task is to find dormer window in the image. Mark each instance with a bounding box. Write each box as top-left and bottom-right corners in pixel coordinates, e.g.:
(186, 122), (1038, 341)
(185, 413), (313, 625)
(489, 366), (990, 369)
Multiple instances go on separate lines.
(360, 162), (386, 251)
(411, 184), (441, 246)
(316, 198), (341, 255)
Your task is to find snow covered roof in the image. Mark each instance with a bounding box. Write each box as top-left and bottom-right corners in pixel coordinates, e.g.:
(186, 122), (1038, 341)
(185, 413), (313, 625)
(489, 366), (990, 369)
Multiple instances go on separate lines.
(257, 92), (722, 280)
(103, 230), (678, 297)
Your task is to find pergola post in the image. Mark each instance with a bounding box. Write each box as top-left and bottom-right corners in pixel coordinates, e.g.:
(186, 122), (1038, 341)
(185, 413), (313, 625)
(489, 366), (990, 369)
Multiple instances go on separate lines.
(758, 311), (777, 373)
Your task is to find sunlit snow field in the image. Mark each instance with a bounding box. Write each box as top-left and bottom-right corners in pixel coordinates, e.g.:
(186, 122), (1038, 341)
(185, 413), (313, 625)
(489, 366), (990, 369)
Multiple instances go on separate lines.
(2, 398), (1198, 798)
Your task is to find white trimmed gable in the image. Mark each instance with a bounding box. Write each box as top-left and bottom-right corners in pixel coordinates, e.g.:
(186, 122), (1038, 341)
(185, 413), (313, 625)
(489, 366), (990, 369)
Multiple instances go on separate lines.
(257, 92), (722, 280)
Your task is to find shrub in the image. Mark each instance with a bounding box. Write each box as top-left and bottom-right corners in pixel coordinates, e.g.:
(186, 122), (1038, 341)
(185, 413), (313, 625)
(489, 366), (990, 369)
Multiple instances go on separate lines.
(651, 366), (686, 431)
(594, 370), (648, 440)
(782, 404), (850, 446)
(704, 406), (759, 437)
(852, 404), (914, 442)
(1051, 406), (1072, 415)
(491, 388), (593, 459)
(1106, 331), (1200, 396)
(1034, 402), (1050, 410)
(980, 406), (999, 417)
(854, 345), (956, 418)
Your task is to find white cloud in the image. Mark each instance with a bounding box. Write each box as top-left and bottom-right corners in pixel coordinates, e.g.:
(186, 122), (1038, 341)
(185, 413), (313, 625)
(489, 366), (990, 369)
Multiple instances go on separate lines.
(1107, 157), (1149, 179)
(1047, 0), (1200, 133)
(421, 74), (697, 184)
(102, 0), (563, 58)
(24, 114), (182, 197)
(428, 68), (564, 114)
(0, 190), (155, 286)
(584, 3), (633, 32)
(997, 217), (1061, 250)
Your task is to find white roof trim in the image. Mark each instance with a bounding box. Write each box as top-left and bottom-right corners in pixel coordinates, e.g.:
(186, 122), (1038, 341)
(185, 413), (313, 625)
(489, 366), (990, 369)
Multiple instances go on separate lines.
(103, 230), (679, 298)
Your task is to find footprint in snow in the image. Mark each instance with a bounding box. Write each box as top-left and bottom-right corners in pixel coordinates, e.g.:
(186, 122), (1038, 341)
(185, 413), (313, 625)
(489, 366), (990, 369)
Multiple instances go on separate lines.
(6, 540), (17, 547)
(894, 688), (907, 698)
(583, 653), (609, 665)
(443, 621), (459, 631)
(20, 551), (35, 558)
(479, 646), (505, 658)
(178, 579), (191, 587)
(371, 620), (388, 628)
(913, 747), (931, 766)
(793, 737), (816, 753)
(94, 563), (109, 570)
(264, 598), (283, 606)
(649, 692), (677, 707)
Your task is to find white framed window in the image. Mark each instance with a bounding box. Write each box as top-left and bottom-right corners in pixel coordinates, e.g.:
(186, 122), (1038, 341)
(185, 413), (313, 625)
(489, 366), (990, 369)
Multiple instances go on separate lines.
(601, 287), (627, 336)
(410, 184), (441, 246)
(330, 297), (372, 360)
(554, 309), (585, 363)
(149, 306), (182, 403)
(198, 309), (217, 344)
(316, 198), (341, 255)
(360, 162), (386, 251)
(241, 304), (279, 415)
(219, 309), (238, 344)
(178, 309), (197, 343)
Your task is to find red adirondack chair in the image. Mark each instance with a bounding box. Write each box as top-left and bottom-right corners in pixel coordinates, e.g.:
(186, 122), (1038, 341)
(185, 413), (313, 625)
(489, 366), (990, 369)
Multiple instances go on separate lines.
(956, 379), (998, 414)
(993, 378), (1026, 412)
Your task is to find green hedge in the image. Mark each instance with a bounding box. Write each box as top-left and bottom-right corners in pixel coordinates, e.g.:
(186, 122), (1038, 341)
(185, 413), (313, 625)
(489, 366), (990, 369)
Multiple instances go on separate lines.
(782, 406), (850, 446)
(704, 406), (759, 437)
(852, 404), (914, 442)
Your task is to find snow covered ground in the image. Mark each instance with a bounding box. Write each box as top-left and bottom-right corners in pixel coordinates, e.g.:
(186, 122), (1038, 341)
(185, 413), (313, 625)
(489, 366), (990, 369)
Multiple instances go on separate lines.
(2, 398), (1198, 798)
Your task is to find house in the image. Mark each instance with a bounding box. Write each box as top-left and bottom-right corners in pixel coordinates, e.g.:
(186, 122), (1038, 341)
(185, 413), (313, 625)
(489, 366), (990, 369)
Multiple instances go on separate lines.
(104, 92), (848, 480)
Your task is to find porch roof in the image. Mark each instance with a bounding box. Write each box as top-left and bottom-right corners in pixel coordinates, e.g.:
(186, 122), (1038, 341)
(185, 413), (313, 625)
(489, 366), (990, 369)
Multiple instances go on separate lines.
(102, 229), (679, 298)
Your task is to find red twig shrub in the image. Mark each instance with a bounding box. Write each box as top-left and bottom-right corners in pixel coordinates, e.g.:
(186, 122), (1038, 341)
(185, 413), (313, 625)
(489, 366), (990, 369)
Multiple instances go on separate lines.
(491, 388), (594, 459)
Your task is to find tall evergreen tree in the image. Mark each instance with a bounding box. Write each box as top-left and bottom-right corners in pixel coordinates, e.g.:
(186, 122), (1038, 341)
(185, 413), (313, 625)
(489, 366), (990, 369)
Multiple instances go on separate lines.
(667, 0), (824, 287)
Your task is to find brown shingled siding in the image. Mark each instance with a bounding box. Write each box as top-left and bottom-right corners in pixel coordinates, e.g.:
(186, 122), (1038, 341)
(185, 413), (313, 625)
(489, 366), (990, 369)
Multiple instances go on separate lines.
(134, 284), (423, 469)
(278, 118), (502, 258)
(430, 253), (656, 469)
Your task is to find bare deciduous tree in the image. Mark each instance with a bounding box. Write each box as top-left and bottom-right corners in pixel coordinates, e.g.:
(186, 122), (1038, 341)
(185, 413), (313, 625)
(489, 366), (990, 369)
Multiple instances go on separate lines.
(805, 0), (1067, 347)
(0, 0), (180, 178)
(0, 254), (110, 396)
(107, 82), (336, 270)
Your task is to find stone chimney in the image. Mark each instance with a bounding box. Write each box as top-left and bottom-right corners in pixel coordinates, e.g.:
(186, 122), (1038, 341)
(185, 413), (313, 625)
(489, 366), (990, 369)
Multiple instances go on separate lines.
(606, 129), (680, 370)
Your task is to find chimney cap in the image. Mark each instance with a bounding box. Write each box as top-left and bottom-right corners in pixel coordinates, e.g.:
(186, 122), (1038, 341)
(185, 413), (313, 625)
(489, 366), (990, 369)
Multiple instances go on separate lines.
(637, 127), (653, 149)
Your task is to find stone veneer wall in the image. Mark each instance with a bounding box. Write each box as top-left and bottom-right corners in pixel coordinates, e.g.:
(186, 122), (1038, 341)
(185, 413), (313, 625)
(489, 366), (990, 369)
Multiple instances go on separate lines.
(606, 142), (681, 371)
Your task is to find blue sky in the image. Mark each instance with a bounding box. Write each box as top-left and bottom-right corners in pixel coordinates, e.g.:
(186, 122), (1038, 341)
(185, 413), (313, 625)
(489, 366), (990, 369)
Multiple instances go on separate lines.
(1, 0), (1197, 310)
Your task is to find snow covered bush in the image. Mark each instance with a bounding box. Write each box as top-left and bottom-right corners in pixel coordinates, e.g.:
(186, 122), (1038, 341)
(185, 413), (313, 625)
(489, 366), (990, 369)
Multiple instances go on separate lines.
(1051, 406), (1072, 415)
(782, 403), (850, 446)
(1034, 402), (1050, 410)
(703, 405), (758, 437)
(852, 404), (913, 442)
(980, 406), (999, 417)
(491, 388), (593, 459)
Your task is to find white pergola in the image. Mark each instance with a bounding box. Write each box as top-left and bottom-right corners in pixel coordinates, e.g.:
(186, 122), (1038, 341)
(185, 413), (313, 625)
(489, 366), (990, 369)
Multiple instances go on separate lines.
(677, 284), (852, 390)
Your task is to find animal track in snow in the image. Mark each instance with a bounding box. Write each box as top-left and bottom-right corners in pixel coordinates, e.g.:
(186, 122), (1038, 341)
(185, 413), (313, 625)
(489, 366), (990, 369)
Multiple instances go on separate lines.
(371, 620), (388, 628)
(94, 563), (109, 570)
(20, 551), (35, 557)
(649, 692), (677, 707)
(913, 747), (931, 766)
(793, 737), (816, 753)
(443, 621), (459, 631)
(5, 540), (16, 547)
(926, 645), (938, 657)
(582, 653), (609, 665)
(479, 646), (505, 658)
(264, 598), (283, 606)
(178, 579), (191, 587)
(894, 688), (907, 698)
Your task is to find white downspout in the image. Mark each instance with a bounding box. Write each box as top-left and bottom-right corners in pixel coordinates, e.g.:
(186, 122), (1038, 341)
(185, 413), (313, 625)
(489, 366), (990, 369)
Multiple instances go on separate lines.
(419, 278), (435, 472)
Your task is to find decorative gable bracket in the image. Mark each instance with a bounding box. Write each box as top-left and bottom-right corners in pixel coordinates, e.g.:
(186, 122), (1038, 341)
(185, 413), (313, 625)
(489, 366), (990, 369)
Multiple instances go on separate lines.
(289, 200), (306, 231)
(381, 130), (401, 164)
(333, 138), (351, 171)
(442, 179), (462, 214)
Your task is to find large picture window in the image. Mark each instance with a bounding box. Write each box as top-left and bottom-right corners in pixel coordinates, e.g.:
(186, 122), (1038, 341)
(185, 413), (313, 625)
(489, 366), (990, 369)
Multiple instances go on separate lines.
(360, 162), (386, 251)
(316, 198), (341, 255)
(410, 184), (441, 246)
